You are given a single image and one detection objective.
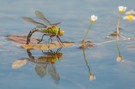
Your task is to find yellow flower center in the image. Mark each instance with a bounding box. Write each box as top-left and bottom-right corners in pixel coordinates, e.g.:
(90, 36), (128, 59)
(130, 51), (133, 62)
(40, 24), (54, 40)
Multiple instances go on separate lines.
(119, 10), (125, 13)
(91, 19), (96, 22)
(127, 15), (134, 21)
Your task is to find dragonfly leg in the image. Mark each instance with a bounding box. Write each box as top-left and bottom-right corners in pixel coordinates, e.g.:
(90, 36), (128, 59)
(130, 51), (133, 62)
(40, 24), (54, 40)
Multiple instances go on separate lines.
(56, 36), (64, 47)
(47, 36), (53, 43)
(46, 37), (53, 50)
(56, 48), (62, 53)
(37, 34), (46, 44)
(27, 31), (32, 44)
(26, 28), (39, 44)
(50, 36), (53, 43)
(26, 49), (35, 61)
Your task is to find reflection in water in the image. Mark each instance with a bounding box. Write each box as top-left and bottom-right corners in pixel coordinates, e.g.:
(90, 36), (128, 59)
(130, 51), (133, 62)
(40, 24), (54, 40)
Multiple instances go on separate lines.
(115, 11), (125, 62)
(82, 48), (96, 80)
(115, 26), (125, 62)
(116, 41), (124, 62)
(12, 49), (63, 84)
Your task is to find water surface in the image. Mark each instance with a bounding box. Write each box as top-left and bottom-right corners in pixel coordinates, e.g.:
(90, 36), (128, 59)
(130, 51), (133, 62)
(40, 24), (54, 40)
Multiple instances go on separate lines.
(0, 0), (135, 89)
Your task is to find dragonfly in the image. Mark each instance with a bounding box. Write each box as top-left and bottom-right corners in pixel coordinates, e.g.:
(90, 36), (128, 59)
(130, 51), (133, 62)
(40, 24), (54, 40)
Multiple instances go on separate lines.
(22, 10), (64, 47)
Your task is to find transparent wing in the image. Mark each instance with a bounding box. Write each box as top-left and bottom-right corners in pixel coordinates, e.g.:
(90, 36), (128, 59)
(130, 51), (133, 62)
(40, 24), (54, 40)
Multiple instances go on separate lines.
(51, 22), (61, 26)
(35, 64), (47, 78)
(22, 17), (47, 27)
(48, 64), (60, 81)
(35, 10), (61, 26)
(35, 10), (52, 25)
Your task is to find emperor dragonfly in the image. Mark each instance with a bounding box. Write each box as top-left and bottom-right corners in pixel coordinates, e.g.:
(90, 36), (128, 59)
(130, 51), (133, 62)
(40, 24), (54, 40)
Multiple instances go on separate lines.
(22, 10), (64, 46)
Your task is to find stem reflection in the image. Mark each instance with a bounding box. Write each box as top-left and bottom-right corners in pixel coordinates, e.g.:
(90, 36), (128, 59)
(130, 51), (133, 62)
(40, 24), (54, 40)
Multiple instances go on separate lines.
(82, 48), (96, 80)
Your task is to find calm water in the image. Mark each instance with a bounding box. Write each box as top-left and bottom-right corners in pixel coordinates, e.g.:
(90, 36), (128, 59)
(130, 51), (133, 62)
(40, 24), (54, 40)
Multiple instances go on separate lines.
(0, 0), (135, 89)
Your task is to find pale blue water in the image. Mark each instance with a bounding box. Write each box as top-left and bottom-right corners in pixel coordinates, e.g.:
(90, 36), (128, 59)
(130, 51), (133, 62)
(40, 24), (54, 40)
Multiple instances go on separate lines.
(0, 0), (135, 89)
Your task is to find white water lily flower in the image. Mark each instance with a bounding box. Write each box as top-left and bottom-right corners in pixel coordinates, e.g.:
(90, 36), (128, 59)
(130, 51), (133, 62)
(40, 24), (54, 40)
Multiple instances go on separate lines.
(118, 6), (127, 13)
(123, 15), (135, 21)
(90, 15), (98, 22)
(123, 10), (135, 21)
(125, 10), (135, 15)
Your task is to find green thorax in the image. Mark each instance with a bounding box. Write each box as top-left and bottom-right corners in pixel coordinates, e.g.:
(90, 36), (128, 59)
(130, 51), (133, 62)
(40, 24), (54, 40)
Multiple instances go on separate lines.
(40, 25), (64, 36)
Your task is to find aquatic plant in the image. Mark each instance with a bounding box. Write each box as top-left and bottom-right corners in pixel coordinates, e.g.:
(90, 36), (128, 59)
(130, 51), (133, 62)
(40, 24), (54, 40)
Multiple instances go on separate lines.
(117, 6), (127, 38)
(81, 15), (98, 48)
(115, 6), (127, 62)
(123, 10), (135, 21)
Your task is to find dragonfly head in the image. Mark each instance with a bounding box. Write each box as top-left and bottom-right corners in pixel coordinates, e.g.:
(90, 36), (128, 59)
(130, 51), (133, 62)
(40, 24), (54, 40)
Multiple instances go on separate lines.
(58, 28), (64, 36)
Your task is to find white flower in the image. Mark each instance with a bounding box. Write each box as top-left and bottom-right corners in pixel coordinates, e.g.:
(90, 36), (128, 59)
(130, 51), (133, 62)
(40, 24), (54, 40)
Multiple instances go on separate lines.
(90, 15), (98, 22)
(125, 10), (135, 15)
(123, 15), (135, 21)
(118, 6), (127, 13)
(123, 10), (135, 21)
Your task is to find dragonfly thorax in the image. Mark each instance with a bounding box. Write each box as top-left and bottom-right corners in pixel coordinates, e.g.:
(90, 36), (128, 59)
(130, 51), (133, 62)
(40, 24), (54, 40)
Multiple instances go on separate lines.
(40, 25), (64, 36)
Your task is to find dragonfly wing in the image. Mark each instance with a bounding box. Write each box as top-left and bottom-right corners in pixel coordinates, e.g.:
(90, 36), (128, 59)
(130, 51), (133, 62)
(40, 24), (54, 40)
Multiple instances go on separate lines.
(35, 10), (52, 25)
(51, 22), (61, 26)
(35, 64), (47, 78)
(48, 64), (60, 81)
(22, 17), (47, 27)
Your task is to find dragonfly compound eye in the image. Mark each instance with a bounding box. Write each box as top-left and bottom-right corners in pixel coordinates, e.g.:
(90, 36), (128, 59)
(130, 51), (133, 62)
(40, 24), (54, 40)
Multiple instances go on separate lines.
(60, 29), (64, 36)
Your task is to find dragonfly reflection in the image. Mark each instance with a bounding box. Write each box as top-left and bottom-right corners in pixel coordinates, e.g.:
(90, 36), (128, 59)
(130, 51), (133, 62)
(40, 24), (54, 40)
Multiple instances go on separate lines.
(82, 48), (96, 80)
(12, 49), (63, 83)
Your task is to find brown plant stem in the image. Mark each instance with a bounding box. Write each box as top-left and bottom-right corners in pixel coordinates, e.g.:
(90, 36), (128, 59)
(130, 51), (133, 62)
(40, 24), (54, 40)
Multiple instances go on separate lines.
(82, 22), (93, 46)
